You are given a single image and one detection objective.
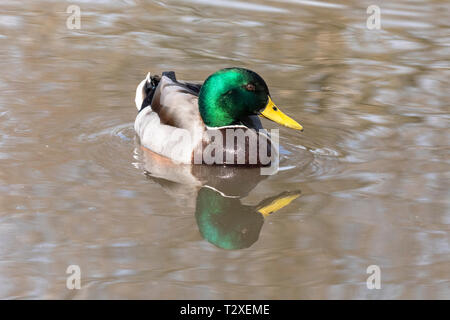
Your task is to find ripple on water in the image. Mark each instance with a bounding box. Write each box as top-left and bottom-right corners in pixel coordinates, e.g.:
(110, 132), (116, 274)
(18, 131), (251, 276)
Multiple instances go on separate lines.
(76, 122), (137, 179)
(279, 138), (343, 180)
(180, 0), (288, 13)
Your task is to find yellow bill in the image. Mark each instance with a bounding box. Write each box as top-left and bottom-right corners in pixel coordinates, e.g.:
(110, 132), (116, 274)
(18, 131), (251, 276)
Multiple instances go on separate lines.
(260, 97), (303, 131)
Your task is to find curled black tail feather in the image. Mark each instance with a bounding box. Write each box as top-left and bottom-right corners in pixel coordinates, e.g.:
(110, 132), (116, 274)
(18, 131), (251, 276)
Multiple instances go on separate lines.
(139, 74), (161, 113)
(139, 71), (202, 113)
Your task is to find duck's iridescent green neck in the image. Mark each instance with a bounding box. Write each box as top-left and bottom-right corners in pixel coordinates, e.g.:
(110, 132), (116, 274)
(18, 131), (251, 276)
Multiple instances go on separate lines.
(198, 68), (269, 127)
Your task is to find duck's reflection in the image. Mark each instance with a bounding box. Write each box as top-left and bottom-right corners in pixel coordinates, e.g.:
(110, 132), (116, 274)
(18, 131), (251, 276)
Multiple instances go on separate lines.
(140, 147), (300, 250)
(196, 186), (299, 249)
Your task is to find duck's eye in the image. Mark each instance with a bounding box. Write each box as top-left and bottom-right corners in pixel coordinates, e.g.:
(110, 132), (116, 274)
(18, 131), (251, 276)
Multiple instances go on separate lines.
(244, 83), (256, 91)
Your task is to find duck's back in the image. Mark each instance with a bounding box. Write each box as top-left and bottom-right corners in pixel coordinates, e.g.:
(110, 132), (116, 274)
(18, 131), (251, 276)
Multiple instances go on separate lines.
(135, 72), (206, 163)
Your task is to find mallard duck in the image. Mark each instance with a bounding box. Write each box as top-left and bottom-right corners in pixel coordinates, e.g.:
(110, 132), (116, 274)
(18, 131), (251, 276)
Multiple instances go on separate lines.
(134, 68), (303, 165)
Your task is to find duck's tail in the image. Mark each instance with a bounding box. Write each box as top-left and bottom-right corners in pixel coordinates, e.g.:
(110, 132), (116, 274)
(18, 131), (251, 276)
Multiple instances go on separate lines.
(134, 72), (161, 111)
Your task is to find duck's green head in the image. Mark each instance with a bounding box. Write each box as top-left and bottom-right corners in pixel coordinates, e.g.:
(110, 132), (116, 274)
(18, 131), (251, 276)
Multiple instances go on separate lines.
(198, 68), (303, 130)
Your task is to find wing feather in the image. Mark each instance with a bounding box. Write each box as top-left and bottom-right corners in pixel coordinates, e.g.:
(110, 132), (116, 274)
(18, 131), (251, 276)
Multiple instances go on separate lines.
(135, 73), (205, 163)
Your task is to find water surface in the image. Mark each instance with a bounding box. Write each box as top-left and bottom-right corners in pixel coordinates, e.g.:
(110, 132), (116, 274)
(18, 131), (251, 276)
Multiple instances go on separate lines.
(0, 0), (448, 299)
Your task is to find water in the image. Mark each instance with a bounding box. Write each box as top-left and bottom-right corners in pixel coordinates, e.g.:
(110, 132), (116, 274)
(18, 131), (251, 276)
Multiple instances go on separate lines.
(0, 0), (448, 299)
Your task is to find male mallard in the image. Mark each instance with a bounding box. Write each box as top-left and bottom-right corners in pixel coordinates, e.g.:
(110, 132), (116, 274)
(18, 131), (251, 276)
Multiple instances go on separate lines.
(134, 68), (303, 165)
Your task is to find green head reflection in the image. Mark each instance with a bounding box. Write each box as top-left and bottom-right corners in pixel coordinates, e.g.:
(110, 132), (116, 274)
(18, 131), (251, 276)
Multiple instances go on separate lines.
(195, 186), (300, 250)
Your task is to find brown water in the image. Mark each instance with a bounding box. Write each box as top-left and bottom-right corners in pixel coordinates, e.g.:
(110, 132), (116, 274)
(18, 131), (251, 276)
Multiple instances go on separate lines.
(0, 0), (449, 299)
